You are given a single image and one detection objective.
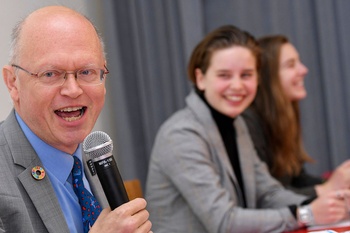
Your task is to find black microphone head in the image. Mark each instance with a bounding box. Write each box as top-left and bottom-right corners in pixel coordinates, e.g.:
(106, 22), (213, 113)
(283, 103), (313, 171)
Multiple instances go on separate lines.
(83, 131), (113, 160)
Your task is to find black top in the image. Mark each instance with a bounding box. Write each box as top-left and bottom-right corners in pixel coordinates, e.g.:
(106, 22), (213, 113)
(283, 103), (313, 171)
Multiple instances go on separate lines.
(196, 90), (247, 207)
(196, 89), (315, 218)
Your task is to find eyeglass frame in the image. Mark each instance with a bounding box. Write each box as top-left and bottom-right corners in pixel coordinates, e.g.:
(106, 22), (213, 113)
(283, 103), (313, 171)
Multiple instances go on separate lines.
(11, 64), (109, 87)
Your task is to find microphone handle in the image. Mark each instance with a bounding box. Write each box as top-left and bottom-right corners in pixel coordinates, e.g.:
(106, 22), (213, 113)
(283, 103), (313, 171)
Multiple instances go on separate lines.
(93, 155), (129, 209)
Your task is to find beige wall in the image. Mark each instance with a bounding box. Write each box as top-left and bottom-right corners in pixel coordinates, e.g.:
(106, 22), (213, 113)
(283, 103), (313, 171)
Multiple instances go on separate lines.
(0, 1), (104, 125)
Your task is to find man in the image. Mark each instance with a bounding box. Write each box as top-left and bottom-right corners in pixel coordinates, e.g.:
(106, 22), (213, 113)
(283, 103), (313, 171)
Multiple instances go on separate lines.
(0, 6), (152, 233)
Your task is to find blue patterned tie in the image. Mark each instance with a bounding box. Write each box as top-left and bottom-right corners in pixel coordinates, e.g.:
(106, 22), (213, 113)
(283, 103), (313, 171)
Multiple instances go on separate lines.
(72, 156), (102, 232)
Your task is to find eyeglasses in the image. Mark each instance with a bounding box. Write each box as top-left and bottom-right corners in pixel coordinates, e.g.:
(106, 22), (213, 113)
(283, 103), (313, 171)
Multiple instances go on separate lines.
(12, 64), (109, 87)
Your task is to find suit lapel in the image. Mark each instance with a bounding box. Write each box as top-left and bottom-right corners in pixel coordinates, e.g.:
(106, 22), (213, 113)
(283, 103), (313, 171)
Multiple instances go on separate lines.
(186, 92), (245, 205)
(18, 157), (69, 233)
(235, 116), (256, 208)
(4, 111), (69, 233)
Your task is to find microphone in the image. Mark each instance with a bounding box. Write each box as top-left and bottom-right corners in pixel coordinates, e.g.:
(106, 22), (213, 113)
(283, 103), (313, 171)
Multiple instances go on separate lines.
(83, 131), (129, 209)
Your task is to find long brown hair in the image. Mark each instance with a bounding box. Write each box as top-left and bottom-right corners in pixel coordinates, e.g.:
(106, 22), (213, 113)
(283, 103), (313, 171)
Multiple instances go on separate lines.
(253, 35), (313, 177)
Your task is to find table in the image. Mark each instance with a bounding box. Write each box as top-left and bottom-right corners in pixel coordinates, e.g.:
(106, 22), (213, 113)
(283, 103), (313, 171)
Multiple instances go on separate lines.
(289, 226), (350, 233)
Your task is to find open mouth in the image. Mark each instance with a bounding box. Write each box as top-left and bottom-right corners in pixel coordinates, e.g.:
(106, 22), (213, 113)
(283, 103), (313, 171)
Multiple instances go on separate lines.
(295, 80), (304, 87)
(226, 95), (243, 102)
(55, 106), (87, 122)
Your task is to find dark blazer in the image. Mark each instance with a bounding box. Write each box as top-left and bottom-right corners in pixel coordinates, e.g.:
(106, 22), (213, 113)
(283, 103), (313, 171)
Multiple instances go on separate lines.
(0, 110), (108, 233)
(146, 90), (307, 233)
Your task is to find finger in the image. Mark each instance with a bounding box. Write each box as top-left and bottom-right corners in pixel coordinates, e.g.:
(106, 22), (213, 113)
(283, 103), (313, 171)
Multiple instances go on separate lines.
(335, 190), (344, 200)
(134, 220), (152, 233)
(332, 195), (350, 218)
(133, 209), (150, 227)
(127, 198), (148, 214)
(340, 160), (350, 168)
(333, 190), (350, 200)
(112, 198), (147, 216)
(341, 190), (350, 199)
(94, 207), (111, 222)
(344, 195), (350, 213)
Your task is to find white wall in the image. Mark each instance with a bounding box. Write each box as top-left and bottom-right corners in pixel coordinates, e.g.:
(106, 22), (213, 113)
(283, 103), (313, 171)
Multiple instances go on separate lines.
(0, 1), (104, 126)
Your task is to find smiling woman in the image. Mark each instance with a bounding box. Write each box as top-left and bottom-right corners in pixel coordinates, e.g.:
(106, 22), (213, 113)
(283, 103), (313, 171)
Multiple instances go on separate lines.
(242, 34), (350, 198)
(195, 46), (258, 118)
(145, 25), (350, 233)
(278, 42), (308, 101)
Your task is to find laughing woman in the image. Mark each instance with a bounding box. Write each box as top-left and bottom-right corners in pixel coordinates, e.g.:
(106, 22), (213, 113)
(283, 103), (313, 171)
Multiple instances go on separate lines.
(145, 26), (350, 233)
(242, 35), (350, 197)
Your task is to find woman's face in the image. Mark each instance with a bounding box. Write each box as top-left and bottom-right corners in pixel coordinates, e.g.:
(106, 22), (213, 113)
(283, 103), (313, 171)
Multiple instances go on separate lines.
(279, 43), (308, 101)
(196, 46), (258, 118)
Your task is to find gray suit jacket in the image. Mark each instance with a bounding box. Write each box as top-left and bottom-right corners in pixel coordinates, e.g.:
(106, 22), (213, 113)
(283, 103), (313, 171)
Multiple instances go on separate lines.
(0, 110), (108, 233)
(145, 90), (307, 233)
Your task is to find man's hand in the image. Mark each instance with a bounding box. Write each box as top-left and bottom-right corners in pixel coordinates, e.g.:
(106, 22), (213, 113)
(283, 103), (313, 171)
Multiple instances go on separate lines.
(90, 198), (152, 233)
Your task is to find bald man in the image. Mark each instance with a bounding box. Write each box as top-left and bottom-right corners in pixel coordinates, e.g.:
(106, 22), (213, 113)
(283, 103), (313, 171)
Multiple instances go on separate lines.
(0, 6), (152, 233)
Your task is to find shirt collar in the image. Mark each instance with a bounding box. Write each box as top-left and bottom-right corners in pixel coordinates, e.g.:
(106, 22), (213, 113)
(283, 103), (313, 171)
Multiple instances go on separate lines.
(195, 88), (236, 124)
(15, 112), (81, 184)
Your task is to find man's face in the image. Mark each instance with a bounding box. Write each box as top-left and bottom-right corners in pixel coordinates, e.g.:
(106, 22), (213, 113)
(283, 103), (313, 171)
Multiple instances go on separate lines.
(7, 11), (106, 154)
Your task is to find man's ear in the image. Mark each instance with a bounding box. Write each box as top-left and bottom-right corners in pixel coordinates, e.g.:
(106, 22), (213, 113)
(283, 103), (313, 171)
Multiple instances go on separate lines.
(3, 65), (19, 102)
(195, 68), (205, 91)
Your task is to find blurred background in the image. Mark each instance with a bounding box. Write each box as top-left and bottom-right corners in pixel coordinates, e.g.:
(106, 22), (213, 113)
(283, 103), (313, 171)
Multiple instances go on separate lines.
(1, 0), (349, 191)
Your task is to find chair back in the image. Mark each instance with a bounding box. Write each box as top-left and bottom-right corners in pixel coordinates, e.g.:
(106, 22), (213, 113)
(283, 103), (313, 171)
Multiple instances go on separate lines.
(124, 179), (143, 200)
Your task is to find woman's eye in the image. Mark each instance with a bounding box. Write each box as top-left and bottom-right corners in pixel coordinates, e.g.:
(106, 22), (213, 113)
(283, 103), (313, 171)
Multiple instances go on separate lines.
(242, 73), (252, 79)
(218, 73), (230, 79)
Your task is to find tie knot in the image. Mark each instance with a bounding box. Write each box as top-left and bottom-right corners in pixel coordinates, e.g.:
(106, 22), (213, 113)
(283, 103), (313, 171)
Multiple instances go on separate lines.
(72, 156), (83, 177)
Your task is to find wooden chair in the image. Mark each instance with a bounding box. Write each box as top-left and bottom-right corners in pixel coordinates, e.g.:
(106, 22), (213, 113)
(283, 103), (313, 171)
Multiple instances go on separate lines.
(124, 179), (143, 200)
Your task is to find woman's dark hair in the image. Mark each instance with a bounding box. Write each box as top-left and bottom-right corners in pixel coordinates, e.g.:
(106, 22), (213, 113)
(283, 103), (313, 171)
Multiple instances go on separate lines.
(187, 25), (260, 87)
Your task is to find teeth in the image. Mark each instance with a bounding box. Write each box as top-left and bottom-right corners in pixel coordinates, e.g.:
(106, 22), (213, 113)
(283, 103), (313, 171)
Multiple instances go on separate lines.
(62, 116), (82, 122)
(227, 96), (243, 101)
(296, 80), (304, 87)
(55, 106), (84, 122)
(58, 107), (83, 112)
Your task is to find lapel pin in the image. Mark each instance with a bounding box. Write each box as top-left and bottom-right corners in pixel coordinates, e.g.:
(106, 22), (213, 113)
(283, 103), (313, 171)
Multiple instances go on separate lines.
(31, 166), (46, 180)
